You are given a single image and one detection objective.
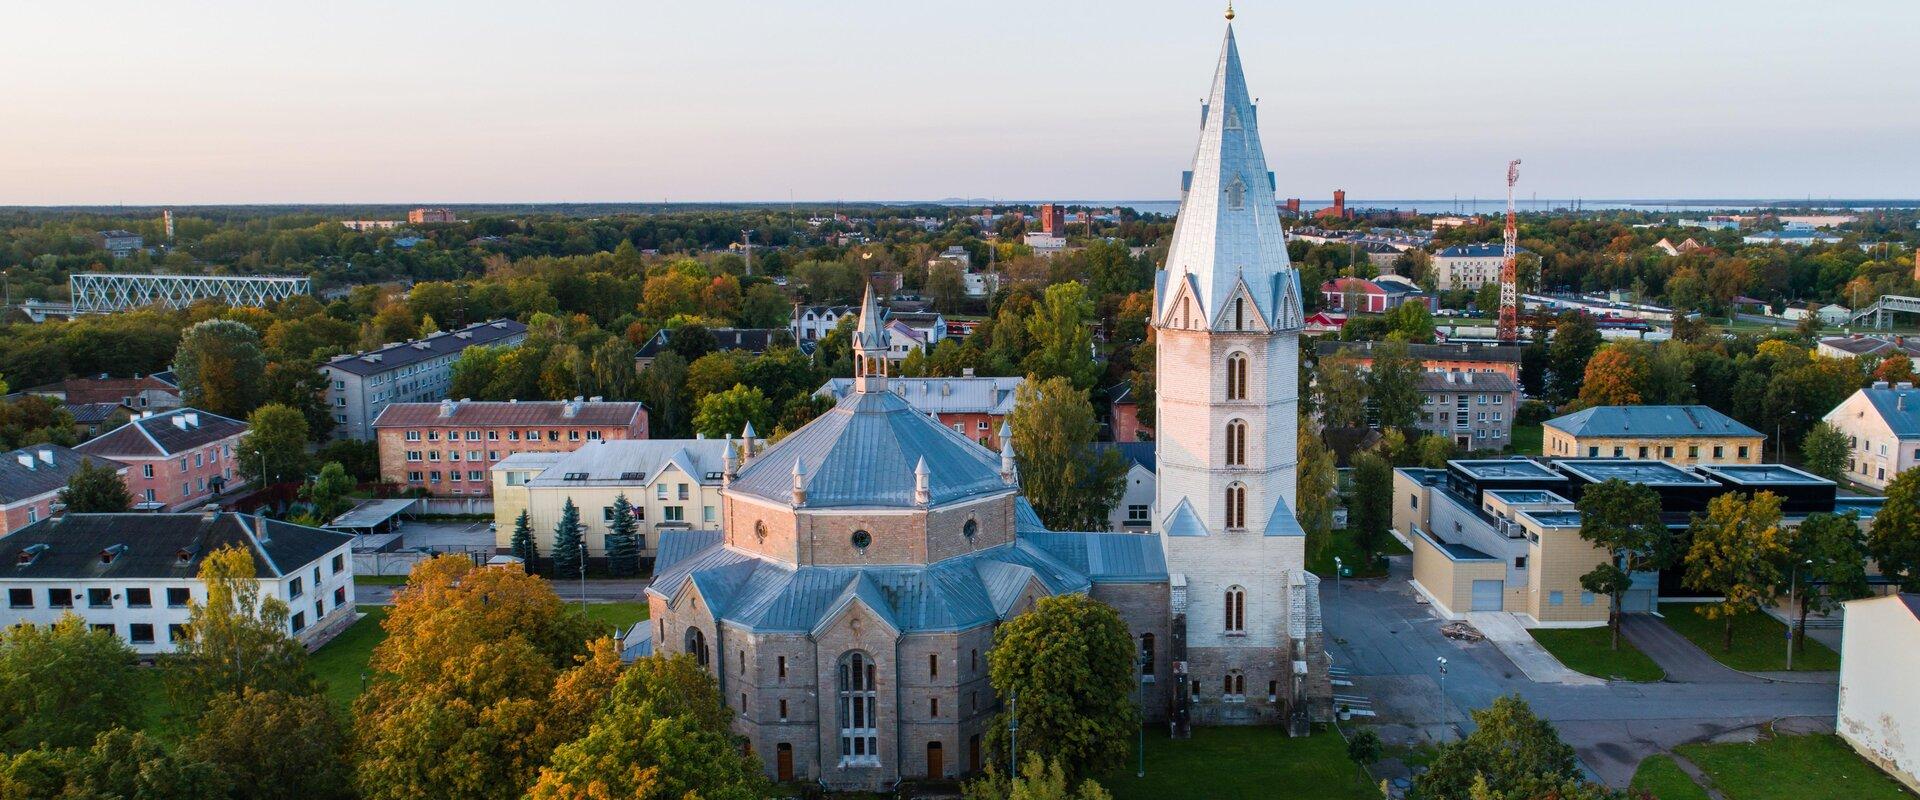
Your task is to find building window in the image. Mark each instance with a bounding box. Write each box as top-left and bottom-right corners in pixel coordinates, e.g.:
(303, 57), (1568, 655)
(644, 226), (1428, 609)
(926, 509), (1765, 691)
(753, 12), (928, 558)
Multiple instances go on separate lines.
(129, 624), (155, 644)
(291, 612), (306, 633)
(1224, 585), (1246, 633)
(1127, 505), (1150, 524)
(127, 588), (151, 608)
(1225, 353), (1248, 400)
(1637, 446), (1648, 459)
(1140, 633), (1156, 676)
(1224, 670), (1246, 701)
(289, 577), (304, 599)
(1712, 446), (1724, 459)
(332, 553), (344, 573)
(1224, 482), (1246, 529)
(929, 653), (939, 678)
(142, 464), (154, 479)
(777, 655), (787, 680)
(1225, 419), (1248, 466)
(1588, 447), (1599, 457)
(1549, 591), (1564, 606)
(779, 699), (789, 720)
(838, 652), (880, 764)
(1514, 556), (1527, 570)
(685, 627), (709, 667)
(1737, 446), (1749, 459)
(88, 588), (111, 608)
(167, 587), (190, 608)
(169, 624), (187, 643)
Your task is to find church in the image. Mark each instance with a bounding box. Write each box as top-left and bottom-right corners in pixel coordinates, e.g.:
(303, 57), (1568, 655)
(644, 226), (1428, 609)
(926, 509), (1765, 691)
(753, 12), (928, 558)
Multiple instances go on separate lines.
(644, 15), (1330, 791)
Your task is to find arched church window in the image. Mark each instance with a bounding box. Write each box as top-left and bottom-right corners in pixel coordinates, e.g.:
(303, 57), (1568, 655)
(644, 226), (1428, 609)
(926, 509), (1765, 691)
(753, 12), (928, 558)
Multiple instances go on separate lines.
(754, 520), (767, 543)
(1225, 482), (1247, 529)
(1140, 633), (1156, 675)
(838, 651), (880, 764)
(1224, 669), (1246, 700)
(1225, 353), (1248, 400)
(1233, 297), (1245, 330)
(1226, 419), (1247, 467)
(685, 627), (709, 667)
(963, 519), (978, 540)
(1224, 586), (1246, 633)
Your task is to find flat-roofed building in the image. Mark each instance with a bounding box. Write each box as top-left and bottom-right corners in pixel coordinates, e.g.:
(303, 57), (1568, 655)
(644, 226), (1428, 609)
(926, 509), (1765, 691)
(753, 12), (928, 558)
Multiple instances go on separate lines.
(1543, 405), (1764, 465)
(0, 511), (355, 654)
(321, 319), (529, 440)
(374, 398), (648, 499)
(75, 409), (247, 511)
(489, 438), (732, 568)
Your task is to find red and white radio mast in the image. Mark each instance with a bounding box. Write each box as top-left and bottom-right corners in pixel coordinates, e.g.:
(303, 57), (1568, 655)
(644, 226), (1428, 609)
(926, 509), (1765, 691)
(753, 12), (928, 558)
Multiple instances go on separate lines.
(1497, 159), (1522, 342)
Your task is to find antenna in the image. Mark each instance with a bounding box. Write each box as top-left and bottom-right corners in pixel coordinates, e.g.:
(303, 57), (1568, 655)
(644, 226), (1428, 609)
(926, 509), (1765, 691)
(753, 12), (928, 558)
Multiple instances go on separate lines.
(1497, 159), (1523, 343)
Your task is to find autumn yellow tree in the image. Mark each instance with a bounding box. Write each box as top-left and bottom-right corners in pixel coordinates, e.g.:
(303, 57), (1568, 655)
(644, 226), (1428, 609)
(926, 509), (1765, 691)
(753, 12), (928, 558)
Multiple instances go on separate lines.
(170, 545), (317, 714)
(1684, 491), (1787, 651)
(353, 556), (615, 800)
(1574, 345), (1646, 408)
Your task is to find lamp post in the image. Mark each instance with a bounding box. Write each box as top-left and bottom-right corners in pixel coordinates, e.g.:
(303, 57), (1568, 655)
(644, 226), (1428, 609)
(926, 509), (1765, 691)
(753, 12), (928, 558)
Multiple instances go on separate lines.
(1136, 650), (1147, 779)
(1786, 558), (1812, 670)
(1435, 656), (1449, 694)
(1008, 691), (1018, 775)
(578, 540), (589, 615)
(1333, 556), (1344, 591)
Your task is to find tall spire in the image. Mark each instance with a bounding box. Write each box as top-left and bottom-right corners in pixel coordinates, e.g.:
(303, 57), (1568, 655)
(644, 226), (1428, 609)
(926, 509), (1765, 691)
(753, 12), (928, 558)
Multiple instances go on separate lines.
(1155, 18), (1301, 333)
(852, 283), (890, 392)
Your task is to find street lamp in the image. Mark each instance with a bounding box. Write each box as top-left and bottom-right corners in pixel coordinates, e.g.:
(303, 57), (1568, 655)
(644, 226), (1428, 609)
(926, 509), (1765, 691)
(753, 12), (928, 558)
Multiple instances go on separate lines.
(578, 539), (589, 615)
(1435, 656), (1449, 694)
(1786, 557), (1813, 670)
(1136, 650), (1148, 779)
(1333, 556), (1344, 590)
(1008, 691), (1019, 775)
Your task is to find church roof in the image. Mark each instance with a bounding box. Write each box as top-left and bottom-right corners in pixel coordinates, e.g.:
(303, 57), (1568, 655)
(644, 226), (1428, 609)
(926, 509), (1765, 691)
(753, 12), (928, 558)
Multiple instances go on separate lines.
(729, 388), (1007, 509)
(1155, 24), (1302, 331)
(647, 529), (1169, 634)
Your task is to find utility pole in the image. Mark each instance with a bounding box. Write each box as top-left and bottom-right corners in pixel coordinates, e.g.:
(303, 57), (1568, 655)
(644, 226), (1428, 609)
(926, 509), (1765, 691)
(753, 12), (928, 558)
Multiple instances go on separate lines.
(1008, 691), (1019, 774)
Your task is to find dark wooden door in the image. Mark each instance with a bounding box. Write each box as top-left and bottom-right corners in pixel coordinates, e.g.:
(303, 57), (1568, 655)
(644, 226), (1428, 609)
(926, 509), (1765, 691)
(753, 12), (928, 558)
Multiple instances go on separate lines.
(776, 743), (793, 782)
(927, 742), (944, 779)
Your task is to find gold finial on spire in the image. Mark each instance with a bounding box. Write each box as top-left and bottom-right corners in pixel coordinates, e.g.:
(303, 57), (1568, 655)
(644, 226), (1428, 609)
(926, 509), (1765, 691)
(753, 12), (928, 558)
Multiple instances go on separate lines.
(1225, 2), (1235, 21)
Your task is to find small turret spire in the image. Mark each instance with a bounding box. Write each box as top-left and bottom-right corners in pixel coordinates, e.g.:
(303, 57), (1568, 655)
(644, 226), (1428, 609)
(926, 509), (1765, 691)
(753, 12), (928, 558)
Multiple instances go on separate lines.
(852, 284), (891, 393)
(998, 422), (1017, 485)
(790, 457), (808, 507)
(913, 457), (931, 506)
(1225, 1), (1234, 21)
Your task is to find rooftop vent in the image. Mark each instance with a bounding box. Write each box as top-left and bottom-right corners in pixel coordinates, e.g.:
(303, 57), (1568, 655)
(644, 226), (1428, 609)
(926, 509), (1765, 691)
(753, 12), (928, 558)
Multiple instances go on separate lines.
(182, 412), (199, 428)
(17, 543), (49, 566)
(619, 471), (644, 481)
(36, 449), (52, 466)
(562, 472), (589, 481)
(15, 454), (33, 471)
(176, 545), (198, 564)
(99, 544), (127, 565)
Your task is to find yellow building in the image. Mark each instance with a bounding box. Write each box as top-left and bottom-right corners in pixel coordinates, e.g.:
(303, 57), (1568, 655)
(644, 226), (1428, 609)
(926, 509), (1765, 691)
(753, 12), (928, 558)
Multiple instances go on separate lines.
(1542, 405), (1764, 465)
(490, 439), (734, 567)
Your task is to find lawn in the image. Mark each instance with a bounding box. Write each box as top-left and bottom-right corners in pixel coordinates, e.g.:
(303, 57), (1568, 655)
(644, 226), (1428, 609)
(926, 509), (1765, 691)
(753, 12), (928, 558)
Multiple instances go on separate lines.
(310, 606), (390, 709)
(1659, 603), (1839, 672)
(1528, 626), (1664, 682)
(1630, 755), (1710, 800)
(1099, 726), (1376, 800)
(1674, 733), (1914, 800)
(1308, 525), (1409, 580)
(354, 574), (409, 586)
(1508, 423), (1543, 456)
(582, 601), (651, 635)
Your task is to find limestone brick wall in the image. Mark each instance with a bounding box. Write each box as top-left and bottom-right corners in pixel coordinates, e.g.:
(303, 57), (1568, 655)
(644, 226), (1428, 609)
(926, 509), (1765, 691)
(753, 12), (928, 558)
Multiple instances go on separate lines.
(923, 496), (1016, 563)
(1167, 532), (1305, 652)
(1091, 582), (1175, 721)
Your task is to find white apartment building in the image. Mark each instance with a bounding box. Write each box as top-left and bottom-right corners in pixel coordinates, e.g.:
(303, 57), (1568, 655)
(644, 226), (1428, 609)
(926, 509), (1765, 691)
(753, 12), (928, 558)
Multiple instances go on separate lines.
(1823, 381), (1920, 489)
(0, 512), (356, 655)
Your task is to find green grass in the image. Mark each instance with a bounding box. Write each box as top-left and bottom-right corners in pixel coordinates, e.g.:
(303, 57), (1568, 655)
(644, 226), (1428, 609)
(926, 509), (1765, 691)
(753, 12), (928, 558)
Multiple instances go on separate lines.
(1529, 626), (1665, 682)
(1630, 755), (1712, 800)
(354, 574), (409, 586)
(1309, 525), (1406, 579)
(1675, 733), (1915, 800)
(1508, 423), (1543, 455)
(310, 606), (390, 709)
(1659, 603), (1839, 672)
(1100, 726), (1375, 800)
(581, 601), (650, 634)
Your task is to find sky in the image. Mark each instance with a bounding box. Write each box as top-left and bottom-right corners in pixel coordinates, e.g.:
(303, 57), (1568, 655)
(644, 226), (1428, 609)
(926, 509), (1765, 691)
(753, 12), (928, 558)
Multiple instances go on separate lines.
(3, 0), (1917, 206)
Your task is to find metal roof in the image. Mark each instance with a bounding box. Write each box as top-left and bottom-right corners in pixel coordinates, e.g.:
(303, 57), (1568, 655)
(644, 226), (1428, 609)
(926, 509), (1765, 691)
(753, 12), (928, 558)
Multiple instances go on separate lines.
(0, 446), (124, 504)
(1856, 386), (1920, 439)
(324, 498), (417, 530)
(1451, 459), (1559, 480)
(1553, 459), (1719, 487)
(648, 529), (1162, 634)
(1545, 405), (1762, 439)
(816, 376), (1025, 417)
(373, 399), (644, 429)
(1416, 372), (1518, 393)
(1695, 463), (1834, 486)
(508, 439), (732, 488)
(0, 512), (349, 580)
(322, 320), (527, 377)
(75, 408), (247, 459)
(1093, 442), (1156, 473)
(730, 389), (1007, 509)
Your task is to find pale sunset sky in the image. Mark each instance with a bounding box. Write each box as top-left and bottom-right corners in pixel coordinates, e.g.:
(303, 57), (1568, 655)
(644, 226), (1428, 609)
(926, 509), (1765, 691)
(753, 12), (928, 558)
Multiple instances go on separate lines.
(2, 0), (1915, 205)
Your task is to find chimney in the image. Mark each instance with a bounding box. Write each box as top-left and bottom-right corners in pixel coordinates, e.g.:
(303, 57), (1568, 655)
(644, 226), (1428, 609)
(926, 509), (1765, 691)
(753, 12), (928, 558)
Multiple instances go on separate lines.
(439, 399), (457, 417)
(172, 415), (188, 430)
(254, 512), (271, 544)
(790, 458), (808, 507)
(36, 449), (52, 466)
(962, 367), (976, 378)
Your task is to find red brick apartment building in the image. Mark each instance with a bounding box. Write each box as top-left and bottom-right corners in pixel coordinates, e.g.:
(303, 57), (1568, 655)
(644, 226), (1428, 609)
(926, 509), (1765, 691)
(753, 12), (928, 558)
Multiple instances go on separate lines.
(373, 398), (647, 497)
(74, 408), (248, 511)
(0, 445), (128, 534)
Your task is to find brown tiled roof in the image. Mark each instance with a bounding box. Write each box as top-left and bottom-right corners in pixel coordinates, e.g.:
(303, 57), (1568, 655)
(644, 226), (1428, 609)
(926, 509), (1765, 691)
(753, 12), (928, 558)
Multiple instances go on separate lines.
(74, 408), (248, 459)
(372, 400), (645, 429)
(1416, 372), (1519, 393)
(24, 375), (179, 406)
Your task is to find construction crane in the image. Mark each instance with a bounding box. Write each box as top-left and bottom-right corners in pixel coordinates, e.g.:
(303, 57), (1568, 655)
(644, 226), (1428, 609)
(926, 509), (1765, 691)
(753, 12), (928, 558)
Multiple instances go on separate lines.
(1496, 159), (1523, 342)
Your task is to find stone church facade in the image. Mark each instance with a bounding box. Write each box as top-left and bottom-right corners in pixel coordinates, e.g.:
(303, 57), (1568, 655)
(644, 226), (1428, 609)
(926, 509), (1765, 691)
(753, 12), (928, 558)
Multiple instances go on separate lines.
(645, 17), (1329, 792)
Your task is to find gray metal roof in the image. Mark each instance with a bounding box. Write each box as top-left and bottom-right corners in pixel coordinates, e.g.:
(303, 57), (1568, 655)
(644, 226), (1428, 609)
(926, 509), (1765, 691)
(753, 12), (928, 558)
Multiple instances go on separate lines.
(1858, 386), (1920, 439)
(0, 445), (124, 504)
(75, 408), (247, 459)
(731, 389), (1007, 509)
(817, 376), (1025, 417)
(1545, 405), (1762, 439)
(323, 320), (527, 377)
(0, 512), (349, 579)
(507, 439), (733, 488)
(324, 498), (417, 530)
(648, 529), (1162, 634)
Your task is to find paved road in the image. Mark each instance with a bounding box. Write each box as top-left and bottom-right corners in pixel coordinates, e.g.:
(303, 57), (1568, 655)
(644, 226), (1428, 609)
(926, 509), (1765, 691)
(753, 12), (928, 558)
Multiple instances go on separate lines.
(1619, 613), (1758, 684)
(1325, 558), (1837, 787)
(355, 577), (653, 605)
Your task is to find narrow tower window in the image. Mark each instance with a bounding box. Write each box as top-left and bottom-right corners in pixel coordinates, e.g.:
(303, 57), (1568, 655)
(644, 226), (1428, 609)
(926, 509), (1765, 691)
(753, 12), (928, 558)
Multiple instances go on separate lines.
(1225, 482), (1246, 529)
(1226, 419), (1247, 467)
(1225, 353), (1248, 400)
(1224, 586), (1246, 633)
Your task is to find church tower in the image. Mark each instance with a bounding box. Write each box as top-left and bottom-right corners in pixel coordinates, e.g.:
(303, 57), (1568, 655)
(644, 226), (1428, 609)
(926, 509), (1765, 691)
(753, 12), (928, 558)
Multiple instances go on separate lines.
(1153, 12), (1327, 733)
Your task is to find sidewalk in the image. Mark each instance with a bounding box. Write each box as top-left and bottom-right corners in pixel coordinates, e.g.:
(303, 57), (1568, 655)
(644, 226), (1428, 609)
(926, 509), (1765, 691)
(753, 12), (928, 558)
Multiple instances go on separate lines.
(1464, 612), (1604, 686)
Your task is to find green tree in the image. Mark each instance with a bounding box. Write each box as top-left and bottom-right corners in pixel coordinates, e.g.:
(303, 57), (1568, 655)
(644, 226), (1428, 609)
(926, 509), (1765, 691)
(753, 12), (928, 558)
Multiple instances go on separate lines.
(926, 261), (966, 312)
(1318, 355), (1370, 430)
(0, 728), (225, 799)
(528, 654), (769, 800)
(169, 546), (319, 714)
(1417, 434), (1457, 469)
(237, 403), (311, 487)
(1348, 451), (1394, 566)
(1547, 312), (1603, 404)
(1575, 479), (1669, 649)
(1011, 377), (1128, 531)
(509, 509), (538, 572)
(1296, 420), (1339, 564)
(692, 383), (773, 439)
(1800, 421), (1849, 481)
(0, 615), (139, 751)
(175, 319), (268, 419)
(1786, 512), (1871, 658)
(637, 351), (691, 438)
(1575, 345), (1646, 408)
(1872, 469), (1920, 590)
(182, 688), (352, 800)
(58, 458), (132, 513)
(1410, 695), (1592, 800)
(301, 462), (357, 522)
(1366, 339), (1423, 431)
(984, 594), (1137, 782)
(1023, 282), (1100, 391)
(963, 754), (1114, 800)
(1347, 729), (1383, 771)
(605, 494), (640, 578)
(1685, 491), (1787, 650)
(551, 499), (584, 580)
(1383, 301), (1437, 343)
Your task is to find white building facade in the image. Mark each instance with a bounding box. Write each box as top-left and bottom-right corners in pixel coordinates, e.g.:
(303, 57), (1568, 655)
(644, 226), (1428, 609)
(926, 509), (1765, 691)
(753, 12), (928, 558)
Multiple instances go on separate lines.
(1151, 22), (1326, 733)
(1838, 593), (1920, 794)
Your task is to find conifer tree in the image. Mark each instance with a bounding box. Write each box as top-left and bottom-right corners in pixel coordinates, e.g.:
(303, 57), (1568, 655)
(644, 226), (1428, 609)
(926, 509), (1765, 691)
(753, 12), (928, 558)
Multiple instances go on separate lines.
(605, 494), (640, 578)
(510, 510), (538, 573)
(552, 499), (584, 579)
